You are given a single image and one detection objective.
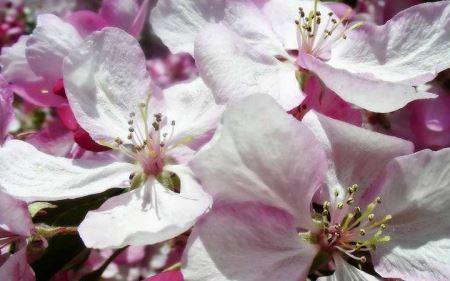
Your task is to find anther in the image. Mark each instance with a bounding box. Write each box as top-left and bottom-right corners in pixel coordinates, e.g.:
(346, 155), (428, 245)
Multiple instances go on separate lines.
(375, 197), (382, 204)
(360, 256), (367, 263)
(152, 122), (160, 131)
(115, 137), (123, 145)
(337, 202), (344, 209)
(359, 229), (366, 236)
(129, 128), (134, 132)
(171, 120), (176, 126)
(368, 214), (375, 222)
(129, 112), (136, 118)
(346, 197), (354, 205)
(154, 113), (162, 122)
(334, 190), (339, 197)
(129, 173), (135, 180)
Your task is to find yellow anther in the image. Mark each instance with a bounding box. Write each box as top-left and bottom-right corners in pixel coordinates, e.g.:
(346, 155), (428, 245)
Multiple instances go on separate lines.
(337, 202), (344, 209)
(368, 214), (375, 222)
(359, 229), (366, 236)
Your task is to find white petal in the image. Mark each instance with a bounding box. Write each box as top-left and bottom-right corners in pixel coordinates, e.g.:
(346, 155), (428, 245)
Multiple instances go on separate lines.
(79, 166), (211, 248)
(371, 149), (450, 280)
(150, 0), (227, 55)
(25, 14), (82, 84)
(330, 1), (450, 85)
(0, 140), (133, 202)
(190, 94), (326, 229)
(150, 0), (285, 56)
(63, 27), (151, 144)
(163, 78), (224, 150)
(182, 201), (319, 281)
(299, 53), (436, 113)
(195, 24), (301, 110)
(318, 255), (379, 281)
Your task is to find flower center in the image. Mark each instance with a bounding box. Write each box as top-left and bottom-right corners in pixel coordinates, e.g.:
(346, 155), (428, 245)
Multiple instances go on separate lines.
(314, 185), (392, 265)
(296, 0), (363, 60)
(112, 94), (176, 177)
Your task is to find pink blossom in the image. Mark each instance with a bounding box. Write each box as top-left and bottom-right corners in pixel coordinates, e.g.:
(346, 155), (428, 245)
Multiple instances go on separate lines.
(0, 28), (222, 249)
(0, 0), (150, 107)
(151, 0), (450, 113)
(183, 94), (450, 280)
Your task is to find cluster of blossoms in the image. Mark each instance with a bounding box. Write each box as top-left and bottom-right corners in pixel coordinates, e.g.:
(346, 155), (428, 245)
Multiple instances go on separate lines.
(0, 0), (449, 280)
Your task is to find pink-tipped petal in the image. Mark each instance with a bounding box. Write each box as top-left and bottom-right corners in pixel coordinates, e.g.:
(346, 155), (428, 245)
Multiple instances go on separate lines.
(182, 201), (319, 281)
(65, 11), (109, 38)
(100, 0), (139, 33)
(299, 53), (436, 113)
(330, 2), (450, 85)
(190, 94), (326, 229)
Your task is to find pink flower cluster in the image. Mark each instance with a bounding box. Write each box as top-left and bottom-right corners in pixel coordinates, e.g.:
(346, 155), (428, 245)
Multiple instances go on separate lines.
(0, 0), (449, 280)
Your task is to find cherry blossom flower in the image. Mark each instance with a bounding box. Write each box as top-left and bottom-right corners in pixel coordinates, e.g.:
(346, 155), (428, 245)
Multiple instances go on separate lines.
(182, 94), (450, 280)
(0, 0), (151, 151)
(151, 0), (450, 112)
(0, 28), (222, 249)
(0, 0), (150, 107)
(0, 190), (35, 281)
